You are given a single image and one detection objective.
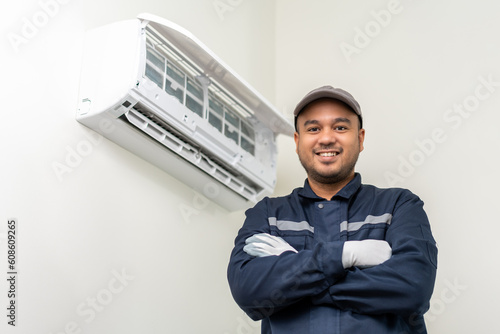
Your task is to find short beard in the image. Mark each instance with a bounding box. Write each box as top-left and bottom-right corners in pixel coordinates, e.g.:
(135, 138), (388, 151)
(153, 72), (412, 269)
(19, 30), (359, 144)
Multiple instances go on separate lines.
(298, 151), (359, 186)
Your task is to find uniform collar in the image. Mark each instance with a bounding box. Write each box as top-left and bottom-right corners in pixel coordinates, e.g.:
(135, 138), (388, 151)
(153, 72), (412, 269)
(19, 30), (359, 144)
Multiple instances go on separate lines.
(298, 173), (362, 201)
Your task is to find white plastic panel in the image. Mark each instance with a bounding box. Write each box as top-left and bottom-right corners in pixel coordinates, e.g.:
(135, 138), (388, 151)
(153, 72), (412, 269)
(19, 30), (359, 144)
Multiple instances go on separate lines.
(76, 14), (293, 211)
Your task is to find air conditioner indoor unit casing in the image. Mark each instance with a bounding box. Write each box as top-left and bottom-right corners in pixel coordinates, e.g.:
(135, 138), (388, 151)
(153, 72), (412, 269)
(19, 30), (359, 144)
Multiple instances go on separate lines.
(76, 13), (294, 211)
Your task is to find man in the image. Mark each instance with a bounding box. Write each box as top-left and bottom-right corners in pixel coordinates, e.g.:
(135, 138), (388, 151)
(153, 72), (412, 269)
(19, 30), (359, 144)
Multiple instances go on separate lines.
(227, 86), (438, 334)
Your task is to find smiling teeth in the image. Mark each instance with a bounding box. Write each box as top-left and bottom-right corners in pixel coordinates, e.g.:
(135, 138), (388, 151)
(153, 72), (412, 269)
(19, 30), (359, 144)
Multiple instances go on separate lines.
(319, 152), (338, 157)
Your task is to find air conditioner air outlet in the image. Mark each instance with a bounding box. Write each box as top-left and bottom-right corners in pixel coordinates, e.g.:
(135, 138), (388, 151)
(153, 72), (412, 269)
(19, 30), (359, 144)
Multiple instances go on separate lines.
(117, 105), (264, 202)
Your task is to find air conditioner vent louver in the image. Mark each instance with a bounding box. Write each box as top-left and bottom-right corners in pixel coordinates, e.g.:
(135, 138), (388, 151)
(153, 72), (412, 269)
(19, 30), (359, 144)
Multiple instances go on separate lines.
(76, 13), (293, 211)
(119, 104), (262, 200)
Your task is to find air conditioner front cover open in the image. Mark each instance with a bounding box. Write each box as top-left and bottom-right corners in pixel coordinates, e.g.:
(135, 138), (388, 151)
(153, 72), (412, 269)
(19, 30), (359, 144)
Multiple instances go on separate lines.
(76, 14), (293, 211)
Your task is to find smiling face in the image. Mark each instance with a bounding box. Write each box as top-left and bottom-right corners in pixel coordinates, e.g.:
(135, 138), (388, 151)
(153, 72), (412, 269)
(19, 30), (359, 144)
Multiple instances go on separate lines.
(294, 98), (365, 191)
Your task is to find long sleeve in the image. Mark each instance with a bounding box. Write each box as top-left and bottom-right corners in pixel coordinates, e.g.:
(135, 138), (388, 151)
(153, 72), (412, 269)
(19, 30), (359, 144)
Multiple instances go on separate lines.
(227, 198), (347, 320)
(313, 192), (438, 317)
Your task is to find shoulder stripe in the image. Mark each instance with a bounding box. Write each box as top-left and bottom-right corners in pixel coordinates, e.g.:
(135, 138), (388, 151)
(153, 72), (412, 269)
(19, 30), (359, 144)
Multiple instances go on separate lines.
(268, 217), (314, 233)
(340, 213), (392, 232)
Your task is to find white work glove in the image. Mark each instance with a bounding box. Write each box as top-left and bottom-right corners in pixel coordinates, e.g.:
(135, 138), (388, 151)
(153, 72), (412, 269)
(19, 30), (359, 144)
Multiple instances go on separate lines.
(342, 240), (392, 269)
(243, 233), (298, 257)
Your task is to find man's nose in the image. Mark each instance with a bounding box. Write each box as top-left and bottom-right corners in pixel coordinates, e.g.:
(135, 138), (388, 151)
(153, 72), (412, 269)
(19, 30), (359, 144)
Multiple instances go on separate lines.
(318, 128), (336, 145)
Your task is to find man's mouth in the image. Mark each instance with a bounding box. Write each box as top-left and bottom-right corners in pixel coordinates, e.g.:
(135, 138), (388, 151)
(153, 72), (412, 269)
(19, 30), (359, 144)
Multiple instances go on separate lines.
(315, 147), (341, 157)
(318, 152), (338, 157)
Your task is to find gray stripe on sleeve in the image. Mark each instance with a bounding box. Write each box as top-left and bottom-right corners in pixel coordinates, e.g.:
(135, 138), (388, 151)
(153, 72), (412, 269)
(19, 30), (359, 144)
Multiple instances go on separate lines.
(268, 217), (314, 233)
(340, 213), (392, 232)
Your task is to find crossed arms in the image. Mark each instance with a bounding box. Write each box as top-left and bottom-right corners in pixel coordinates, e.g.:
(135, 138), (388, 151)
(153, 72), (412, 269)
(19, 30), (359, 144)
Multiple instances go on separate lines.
(227, 195), (438, 320)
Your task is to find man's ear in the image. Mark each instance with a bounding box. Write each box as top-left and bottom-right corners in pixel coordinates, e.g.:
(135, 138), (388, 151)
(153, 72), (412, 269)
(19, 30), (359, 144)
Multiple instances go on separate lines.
(358, 128), (365, 152)
(294, 131), (299, 154)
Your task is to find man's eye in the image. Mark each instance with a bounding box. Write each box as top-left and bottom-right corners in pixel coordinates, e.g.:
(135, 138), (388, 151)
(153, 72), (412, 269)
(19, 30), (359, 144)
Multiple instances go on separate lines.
(335, 126), (347, 131)
(307, 127), (320, 132)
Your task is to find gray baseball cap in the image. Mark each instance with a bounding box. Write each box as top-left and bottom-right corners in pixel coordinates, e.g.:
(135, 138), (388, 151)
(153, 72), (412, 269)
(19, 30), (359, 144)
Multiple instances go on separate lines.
(293, 85), (363, 129)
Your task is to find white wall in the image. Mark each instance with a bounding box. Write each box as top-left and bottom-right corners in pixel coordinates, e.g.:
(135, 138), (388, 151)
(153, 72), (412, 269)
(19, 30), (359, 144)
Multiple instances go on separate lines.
(1, 1), (274, 333)
(275, 0), (500, 333)
(2, 0), (499, 333)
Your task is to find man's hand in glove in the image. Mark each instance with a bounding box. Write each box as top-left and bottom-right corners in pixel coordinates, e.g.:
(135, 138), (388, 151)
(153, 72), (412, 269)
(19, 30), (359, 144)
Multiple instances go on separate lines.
(243, 233), (298, 257)
(342, 240), (392, 269)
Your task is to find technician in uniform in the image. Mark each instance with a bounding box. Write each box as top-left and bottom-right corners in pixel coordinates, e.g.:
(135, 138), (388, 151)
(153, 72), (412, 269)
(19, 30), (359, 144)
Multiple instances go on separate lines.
(227, 86), (438, 334)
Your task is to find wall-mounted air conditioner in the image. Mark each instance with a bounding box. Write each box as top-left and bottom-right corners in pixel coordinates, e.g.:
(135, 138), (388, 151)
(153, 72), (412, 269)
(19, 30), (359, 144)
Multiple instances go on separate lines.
(76, 13), (293, 211)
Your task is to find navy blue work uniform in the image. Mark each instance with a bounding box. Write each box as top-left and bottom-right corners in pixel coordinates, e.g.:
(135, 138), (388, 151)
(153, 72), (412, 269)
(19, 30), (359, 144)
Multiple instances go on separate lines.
(228, 173), (437, 334)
